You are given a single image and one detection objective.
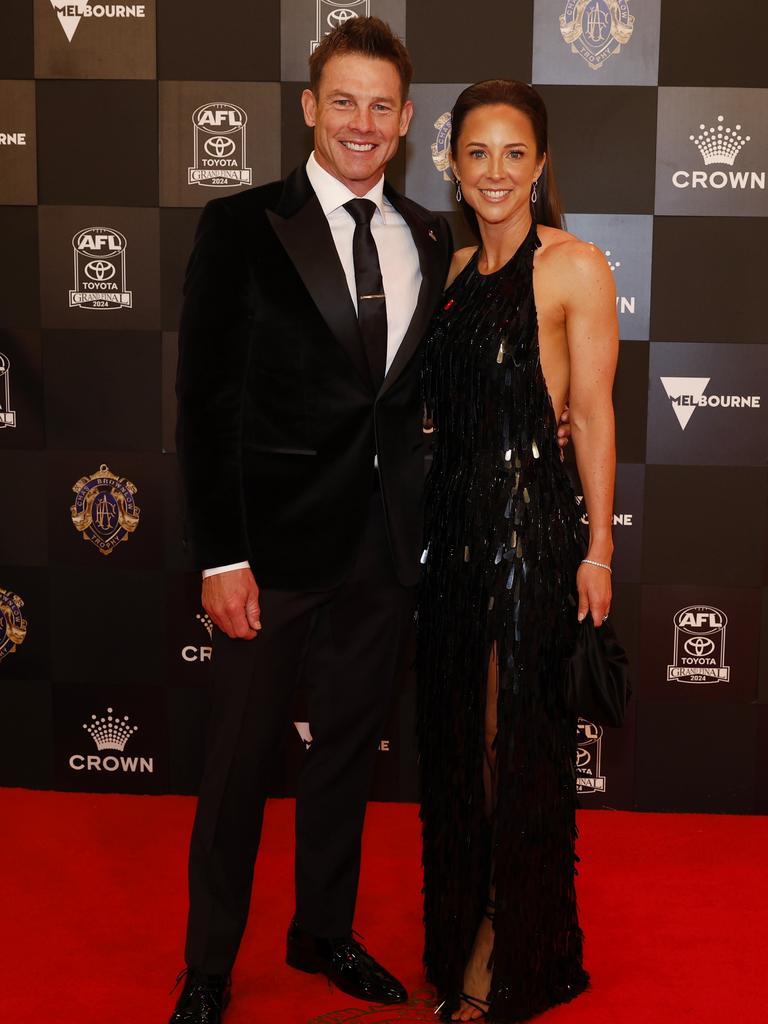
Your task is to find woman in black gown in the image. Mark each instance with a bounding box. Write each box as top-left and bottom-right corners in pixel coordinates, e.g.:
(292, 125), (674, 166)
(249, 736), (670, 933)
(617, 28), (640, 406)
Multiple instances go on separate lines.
(417, 82), (618, 1022)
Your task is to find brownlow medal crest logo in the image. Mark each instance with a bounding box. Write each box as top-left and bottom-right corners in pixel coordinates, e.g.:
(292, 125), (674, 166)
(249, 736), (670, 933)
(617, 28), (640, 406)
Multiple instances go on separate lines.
(70, 463), (141, 555)
(0, 587), (27, 664)
(430, 112), (453, 182)
(559, 0), (635, 70)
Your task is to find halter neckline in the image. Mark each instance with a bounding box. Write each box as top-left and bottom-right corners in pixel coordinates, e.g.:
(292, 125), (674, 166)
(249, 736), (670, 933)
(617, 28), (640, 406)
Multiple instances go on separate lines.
(473, 221), (540, 279)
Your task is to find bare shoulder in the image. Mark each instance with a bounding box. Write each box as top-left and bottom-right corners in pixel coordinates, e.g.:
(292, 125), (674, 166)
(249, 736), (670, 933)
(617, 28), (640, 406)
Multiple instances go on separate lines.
(535, 225), (613, 294)
(445, 245), (478, 289)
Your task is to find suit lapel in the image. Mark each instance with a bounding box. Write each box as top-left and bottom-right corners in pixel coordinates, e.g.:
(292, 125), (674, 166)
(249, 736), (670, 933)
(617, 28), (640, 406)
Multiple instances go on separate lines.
(266, 166), (373, 391)
(378, 185), (447, 399)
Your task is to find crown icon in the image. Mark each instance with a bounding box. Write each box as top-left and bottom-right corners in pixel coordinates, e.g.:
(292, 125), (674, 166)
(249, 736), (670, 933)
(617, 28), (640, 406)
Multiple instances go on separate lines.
(83, 707), (138, 751)
(196, 611), (214, 640)
(689, 115), (750, 166)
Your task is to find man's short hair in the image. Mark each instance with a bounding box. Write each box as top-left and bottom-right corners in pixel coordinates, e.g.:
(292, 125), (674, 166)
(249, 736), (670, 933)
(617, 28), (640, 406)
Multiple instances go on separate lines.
(309, 16), (413, 102)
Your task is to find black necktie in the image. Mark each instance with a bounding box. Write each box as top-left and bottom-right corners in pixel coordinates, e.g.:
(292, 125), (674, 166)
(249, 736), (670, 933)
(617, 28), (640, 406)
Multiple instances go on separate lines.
(343, 198), (388, 388)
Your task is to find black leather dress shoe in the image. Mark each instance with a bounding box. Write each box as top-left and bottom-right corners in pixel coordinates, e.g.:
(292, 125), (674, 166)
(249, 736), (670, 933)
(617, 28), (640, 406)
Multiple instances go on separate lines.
(286, 919), (407, 1004)
(169, 968), (231, 1024)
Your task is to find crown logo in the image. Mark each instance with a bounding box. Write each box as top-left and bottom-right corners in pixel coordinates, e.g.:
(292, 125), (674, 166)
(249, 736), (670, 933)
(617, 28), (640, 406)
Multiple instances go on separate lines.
(690, 115), (750, 166)
(83, 707), (138, 752)
(196, 611), (214, 640)
(604, 249), (621, 272)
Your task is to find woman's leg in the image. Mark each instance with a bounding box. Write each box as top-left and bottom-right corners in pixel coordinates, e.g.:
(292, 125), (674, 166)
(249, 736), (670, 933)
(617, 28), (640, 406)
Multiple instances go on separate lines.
(452, 646), (499, 1022)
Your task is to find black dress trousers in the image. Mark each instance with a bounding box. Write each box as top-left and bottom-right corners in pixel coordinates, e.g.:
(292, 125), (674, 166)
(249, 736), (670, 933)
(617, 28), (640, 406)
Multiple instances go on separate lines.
(184, 484), (415, 975)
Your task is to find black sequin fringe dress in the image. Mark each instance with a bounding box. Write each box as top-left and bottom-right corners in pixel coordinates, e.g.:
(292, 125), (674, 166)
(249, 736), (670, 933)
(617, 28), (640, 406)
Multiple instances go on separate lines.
(417, 223), (589, 1022)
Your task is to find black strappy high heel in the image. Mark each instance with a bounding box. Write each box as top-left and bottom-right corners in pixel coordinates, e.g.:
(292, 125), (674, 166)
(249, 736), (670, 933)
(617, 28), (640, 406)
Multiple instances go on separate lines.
(439, 900), (497, 1020)
(455, 991), (491, 1019)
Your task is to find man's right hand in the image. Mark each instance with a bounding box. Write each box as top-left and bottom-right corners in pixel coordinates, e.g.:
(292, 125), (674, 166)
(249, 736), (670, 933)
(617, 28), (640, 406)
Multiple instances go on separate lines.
(202, 567), (262, 640)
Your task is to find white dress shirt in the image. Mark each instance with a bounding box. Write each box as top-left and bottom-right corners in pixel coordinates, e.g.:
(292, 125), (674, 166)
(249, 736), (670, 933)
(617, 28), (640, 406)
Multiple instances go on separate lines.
(203, 152), (422, 579)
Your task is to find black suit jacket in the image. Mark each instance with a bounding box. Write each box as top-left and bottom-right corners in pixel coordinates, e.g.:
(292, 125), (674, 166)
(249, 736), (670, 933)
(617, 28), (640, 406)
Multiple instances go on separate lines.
(176, 164), (452, 589)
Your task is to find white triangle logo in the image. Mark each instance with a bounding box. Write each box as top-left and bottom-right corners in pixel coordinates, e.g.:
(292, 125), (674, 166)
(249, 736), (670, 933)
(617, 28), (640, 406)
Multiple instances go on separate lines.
(660, 376), (710, 430)
(49, 1), (88, 43)
(294, 722), (313, 749)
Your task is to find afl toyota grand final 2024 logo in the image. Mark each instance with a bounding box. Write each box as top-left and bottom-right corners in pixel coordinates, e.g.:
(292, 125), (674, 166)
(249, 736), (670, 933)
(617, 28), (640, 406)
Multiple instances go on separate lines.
(312, 1), (370, 52)
(0, 353), (16, 428)
(559, 1), (634, 70)
(70, 227), (132, 310)
(188, 103), (252, 189)
(668, 605), (730, 684)
(70, 464), (140, 555)
(576, 718), (606, 794)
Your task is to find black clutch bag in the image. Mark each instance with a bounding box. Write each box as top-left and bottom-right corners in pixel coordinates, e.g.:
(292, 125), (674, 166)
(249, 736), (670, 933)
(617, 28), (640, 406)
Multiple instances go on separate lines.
(566, 613), (631, 728)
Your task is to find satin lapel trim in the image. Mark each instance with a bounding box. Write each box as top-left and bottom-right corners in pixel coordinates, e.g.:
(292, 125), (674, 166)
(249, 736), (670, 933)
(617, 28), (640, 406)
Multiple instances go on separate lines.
(266, 198), (373, 392)
(379, 200), (445, 399)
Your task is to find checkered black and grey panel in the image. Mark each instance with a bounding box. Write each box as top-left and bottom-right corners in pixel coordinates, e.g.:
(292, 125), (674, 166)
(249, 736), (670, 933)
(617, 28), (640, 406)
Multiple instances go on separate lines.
(1, 0), (767, 812)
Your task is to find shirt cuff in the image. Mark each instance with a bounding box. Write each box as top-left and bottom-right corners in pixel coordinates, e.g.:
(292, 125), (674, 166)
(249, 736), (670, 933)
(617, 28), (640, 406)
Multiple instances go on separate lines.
(202, 561), (250, 578)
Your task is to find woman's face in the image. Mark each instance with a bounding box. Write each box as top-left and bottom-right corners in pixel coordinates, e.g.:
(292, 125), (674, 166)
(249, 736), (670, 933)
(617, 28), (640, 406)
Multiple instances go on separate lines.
(451, 103), (545, 226)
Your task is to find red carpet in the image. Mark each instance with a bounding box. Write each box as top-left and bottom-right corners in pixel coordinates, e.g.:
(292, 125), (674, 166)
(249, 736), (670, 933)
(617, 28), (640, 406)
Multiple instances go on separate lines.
(1, 789), (766, 1024)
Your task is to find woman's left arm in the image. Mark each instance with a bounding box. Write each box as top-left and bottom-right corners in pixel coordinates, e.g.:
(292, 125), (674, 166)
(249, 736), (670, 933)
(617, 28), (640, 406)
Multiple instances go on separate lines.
(562, 242), (619, 625)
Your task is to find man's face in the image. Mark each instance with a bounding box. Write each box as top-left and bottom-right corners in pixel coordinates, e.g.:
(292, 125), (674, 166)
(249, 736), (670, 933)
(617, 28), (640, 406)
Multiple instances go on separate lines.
(301, 53), (413, 196)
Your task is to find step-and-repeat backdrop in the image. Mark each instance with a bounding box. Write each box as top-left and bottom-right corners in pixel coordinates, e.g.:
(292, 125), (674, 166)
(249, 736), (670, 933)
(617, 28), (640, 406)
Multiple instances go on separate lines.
(1, 0), (766, 812)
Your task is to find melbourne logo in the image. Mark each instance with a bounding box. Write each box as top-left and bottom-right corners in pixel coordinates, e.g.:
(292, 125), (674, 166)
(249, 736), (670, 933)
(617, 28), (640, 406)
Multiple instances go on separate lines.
(69, 706), (154, 774)
(431, 112), (453, 182)
(0, 132), (27, 146)
(574, 494), (633, 527)
(181, 611), (214, 663)
(70, 464), (140, 555)
(672, 114), (765, 192)
(188, 103), (252, 189)
(576, 718), (605, 793)
(0, 587), (27, 665)
(667, 605), (730, 684)
(49, 2), (147, 43)
(70, 227), (132, 310)
(293, 722), (390, 753)
(660, 377), (761, 430)
(49, 2), (147, 42)
(311, 0), (370, 52)
(559, 0), (635, 70)
(0, 353), (16, 428)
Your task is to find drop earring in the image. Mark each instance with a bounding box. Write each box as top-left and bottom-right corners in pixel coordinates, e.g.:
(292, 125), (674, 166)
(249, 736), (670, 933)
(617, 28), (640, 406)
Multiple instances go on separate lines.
(531, 179), (538, 204)
(455, 180), (462, 203)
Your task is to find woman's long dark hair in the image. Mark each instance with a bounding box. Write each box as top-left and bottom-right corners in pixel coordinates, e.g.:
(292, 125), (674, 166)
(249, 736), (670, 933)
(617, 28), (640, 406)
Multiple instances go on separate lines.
(450, 80), (564, 232)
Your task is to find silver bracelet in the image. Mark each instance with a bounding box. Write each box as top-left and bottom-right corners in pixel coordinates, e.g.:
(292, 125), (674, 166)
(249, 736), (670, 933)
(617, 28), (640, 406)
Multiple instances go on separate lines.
(581, 558), (612, 574)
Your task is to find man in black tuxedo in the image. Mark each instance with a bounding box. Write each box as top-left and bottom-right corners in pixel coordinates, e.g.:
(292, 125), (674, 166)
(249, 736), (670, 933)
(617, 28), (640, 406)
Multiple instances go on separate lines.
(171, 18), (452, 1023)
